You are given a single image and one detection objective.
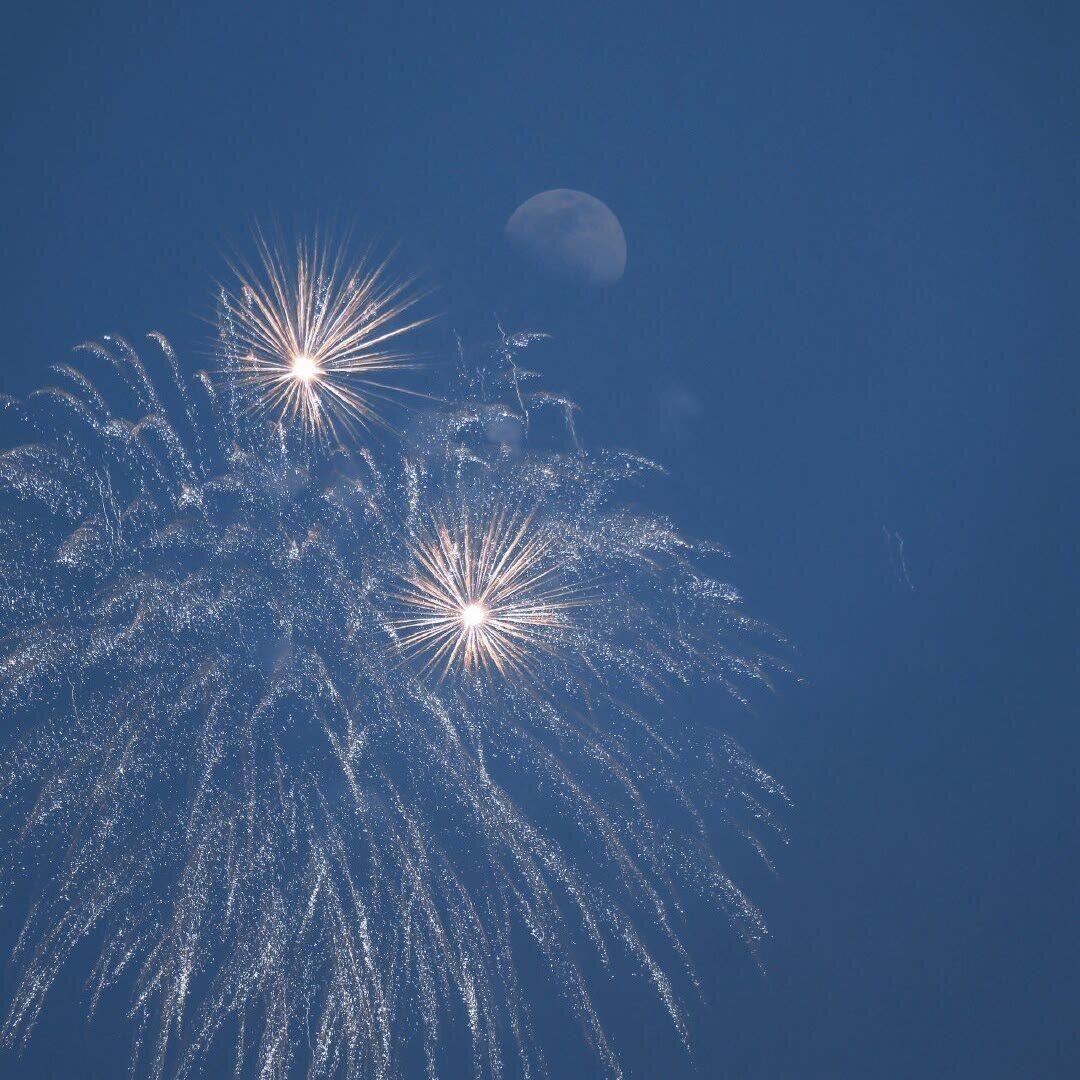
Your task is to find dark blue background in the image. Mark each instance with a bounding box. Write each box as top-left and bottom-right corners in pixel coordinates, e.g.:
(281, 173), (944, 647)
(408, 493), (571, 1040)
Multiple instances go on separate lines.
(1, 3), (1076, 1077)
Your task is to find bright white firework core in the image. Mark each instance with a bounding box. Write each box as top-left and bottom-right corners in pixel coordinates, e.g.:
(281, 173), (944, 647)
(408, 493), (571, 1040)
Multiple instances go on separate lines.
(290, 353), (320, 382)
(460, 603), (488, 629)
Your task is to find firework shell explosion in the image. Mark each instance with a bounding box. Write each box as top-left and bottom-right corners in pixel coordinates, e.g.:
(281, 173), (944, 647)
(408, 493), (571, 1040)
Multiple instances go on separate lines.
(219, 232), (430, 439)
(0, 248), (790, 1079)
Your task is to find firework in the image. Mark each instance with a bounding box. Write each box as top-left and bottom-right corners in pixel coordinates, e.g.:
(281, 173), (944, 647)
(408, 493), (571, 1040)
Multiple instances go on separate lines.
(391, 508), (582, 679)
(0, 300), (789, 1079)
(219, 231), (429, 438)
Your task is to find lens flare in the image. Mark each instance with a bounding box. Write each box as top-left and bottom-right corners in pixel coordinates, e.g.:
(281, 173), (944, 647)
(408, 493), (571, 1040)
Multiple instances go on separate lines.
(392, 510), (580, 679)
(220, 232), (429, 439)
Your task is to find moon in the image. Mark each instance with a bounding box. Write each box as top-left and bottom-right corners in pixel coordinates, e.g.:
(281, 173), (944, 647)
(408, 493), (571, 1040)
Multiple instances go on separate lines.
(505, 189), (627, 286)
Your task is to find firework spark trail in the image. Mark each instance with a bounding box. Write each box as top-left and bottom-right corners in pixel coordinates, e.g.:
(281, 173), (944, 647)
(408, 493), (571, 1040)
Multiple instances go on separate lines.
(0, 267), (789, 1078)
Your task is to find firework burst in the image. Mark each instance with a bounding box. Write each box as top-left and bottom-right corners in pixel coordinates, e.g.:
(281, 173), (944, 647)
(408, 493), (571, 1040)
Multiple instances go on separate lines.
(391, 508), (582, 679)
(0, 282), (790, 1080)
(219, 231), (429, 438)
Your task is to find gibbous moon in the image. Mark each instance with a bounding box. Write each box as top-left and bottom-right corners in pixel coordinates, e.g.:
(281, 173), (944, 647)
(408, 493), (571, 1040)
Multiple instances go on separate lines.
(505, 189), (627, 286)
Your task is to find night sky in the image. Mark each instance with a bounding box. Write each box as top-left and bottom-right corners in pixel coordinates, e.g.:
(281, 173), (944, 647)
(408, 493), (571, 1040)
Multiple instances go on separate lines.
(1, 3), (1076, 1077)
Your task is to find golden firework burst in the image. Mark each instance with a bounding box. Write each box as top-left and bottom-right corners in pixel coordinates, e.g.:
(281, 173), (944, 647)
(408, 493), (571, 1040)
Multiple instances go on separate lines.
(392, 509), (581, 679)
(222, 232), (429, 438)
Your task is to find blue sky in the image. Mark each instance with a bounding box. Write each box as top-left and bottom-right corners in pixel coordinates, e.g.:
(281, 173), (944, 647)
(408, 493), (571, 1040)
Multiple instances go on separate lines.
(1, 3), (1076, 1077)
